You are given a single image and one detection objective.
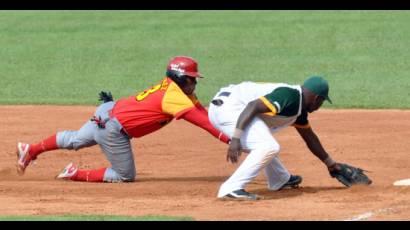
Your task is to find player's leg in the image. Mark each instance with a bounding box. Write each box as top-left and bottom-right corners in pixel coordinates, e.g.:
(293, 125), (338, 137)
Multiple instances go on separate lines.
(56, 121), (98, 151)
(16, 103), (118, 174)
(57, 162), (129, 183)
(216, 117), (281, 198)
(48, 119), (100, 180)
(57, 102), (135, 183)
(264, 156), (291, 190)
(92, 117), (136, 182)
(17, 135), (58, 160)
(210, 98), (286, 198)
(56, 102), (114, 153)
(17, 117), (98, 175)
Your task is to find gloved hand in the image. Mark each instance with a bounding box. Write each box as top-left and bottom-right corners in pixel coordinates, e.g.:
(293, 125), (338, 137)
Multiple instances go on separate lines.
(98, 91), (114, 103)
(328, 163), (372, 187)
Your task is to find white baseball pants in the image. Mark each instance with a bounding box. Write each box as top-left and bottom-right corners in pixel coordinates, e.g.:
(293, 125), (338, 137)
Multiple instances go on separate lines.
(208, 94), (290, 198)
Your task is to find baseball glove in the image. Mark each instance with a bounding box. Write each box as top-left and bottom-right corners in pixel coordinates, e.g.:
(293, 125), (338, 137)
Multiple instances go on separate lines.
(98, 91), (114, 103)
(330, 163), (372, 187)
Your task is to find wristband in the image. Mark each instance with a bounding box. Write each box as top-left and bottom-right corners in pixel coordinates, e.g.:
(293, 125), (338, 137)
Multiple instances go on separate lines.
(323, 156), (336, 167)
(232, 128), (243, 139)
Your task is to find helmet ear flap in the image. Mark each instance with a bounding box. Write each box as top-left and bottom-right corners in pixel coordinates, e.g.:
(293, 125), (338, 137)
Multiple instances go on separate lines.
(166, 70), (188, 87)
(166, 69), (179, 79)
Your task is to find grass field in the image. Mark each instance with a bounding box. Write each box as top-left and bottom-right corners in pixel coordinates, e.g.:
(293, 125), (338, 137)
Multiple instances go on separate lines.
(0, 10), (409, 108)
(0, 215), (193, 221)
(0, 11), (409, 221)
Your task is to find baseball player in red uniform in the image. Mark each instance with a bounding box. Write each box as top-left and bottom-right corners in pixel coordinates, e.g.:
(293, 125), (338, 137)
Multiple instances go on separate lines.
(16, 56), (230, 183)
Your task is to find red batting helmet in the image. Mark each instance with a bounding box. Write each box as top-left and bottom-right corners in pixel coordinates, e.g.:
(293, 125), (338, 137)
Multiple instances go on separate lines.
(166, 56), (203, 79)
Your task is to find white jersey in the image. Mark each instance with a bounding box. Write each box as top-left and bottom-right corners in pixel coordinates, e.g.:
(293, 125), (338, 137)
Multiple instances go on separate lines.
(213, 81), (309, 132)
(209, 82), (310, 196)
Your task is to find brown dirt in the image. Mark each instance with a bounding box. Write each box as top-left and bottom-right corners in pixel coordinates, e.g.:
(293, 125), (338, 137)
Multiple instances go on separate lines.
(0, 105), (409, 220)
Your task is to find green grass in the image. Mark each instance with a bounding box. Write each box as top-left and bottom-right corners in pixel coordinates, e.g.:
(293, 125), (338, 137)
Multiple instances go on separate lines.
(0, 215), (193, 221)
(0, 10), (409, 108)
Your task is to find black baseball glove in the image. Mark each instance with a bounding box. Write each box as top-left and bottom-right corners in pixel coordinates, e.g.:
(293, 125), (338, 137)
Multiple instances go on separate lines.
(98, 91), (114, 103)
(329, 163), (372, 187)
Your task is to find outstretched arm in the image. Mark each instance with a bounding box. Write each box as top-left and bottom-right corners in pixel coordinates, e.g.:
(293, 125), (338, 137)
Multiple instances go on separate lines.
(295, 127), (340, 171)
(181, 107), (230, 144)
(295, 126), (372, 187)
(194, 101), (208, 113)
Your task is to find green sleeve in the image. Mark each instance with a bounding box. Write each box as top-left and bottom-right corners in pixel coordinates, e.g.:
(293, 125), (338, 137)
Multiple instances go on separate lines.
(261, 87), (301, 117)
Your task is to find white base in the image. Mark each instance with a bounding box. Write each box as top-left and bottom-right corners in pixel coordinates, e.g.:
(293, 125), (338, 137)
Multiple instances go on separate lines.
(393, 178), (410, 186)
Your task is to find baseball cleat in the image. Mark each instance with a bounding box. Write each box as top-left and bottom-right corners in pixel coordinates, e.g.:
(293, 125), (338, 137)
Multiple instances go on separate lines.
(279, 175), (302, 190)
(16, 142), (32, 175)
(222, 189), (260, 201)
(56, 163), (78, 180)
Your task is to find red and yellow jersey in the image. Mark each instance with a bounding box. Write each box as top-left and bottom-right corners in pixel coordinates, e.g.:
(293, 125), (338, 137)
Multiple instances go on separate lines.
(111, 77), (199, 138)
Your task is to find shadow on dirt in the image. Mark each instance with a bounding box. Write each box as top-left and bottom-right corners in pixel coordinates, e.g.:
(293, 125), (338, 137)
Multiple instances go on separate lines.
(137, 175), (228, 182)
(0, 167), (13, 180)
(252, 186), (347, 200)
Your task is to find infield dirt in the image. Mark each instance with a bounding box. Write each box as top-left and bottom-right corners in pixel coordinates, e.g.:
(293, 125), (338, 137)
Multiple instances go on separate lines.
(0, 106), (409, 220)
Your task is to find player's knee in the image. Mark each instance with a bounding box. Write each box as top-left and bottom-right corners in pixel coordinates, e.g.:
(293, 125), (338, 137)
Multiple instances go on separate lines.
(121, 177), (135, 182)
(262, 143), (280, 155)
(57, 131), (77, 150)
(67, 136), (89, 150)
(57, 131), (93, 150)
(271, 144), (280, 154)
(120, 174), (136, 182)
(103, 168), (135, 183)
(118, 170), (136, 182)
(72, 141), (85, 150)
(261, 144), (280, 160)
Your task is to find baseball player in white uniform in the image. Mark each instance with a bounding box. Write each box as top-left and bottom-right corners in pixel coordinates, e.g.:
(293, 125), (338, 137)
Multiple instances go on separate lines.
(208, 76), (341, 200)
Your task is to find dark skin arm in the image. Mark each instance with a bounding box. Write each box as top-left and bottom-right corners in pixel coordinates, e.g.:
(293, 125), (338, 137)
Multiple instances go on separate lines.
(228, 99), (271, 163)
(295, 127), (341, 171)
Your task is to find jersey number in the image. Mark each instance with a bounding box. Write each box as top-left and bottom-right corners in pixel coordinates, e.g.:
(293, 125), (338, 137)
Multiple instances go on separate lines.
(136, 79), (169, 101)
(136, 84), (161, 101)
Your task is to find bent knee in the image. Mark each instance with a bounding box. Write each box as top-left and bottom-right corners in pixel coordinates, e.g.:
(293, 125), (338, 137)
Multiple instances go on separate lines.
(261, 143), (280, 155)
(121, 177), (135, 182)
(104, 168), (136, 183)
(265, 148), (280, 160)
(120, 169), (136, 182)
(69, 140), (90, 151)
(270, 144), (280, 154)
(117, 171), (136, 183)
(257, 145), (280, 165)
(57, 131), (90, 150)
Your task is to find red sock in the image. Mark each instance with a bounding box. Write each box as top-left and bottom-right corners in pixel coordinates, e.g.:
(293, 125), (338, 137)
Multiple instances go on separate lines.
(72, 168), (107, 182)
(29, 134), (58, 159)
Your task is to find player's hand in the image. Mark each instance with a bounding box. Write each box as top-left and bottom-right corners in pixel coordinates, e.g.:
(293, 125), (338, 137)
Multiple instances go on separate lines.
(227, 138), (242, 163)
(328, 162), (372, 187)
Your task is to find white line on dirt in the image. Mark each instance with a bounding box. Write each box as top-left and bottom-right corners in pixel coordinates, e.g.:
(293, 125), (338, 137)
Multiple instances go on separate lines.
(344, 208), (394, 221)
